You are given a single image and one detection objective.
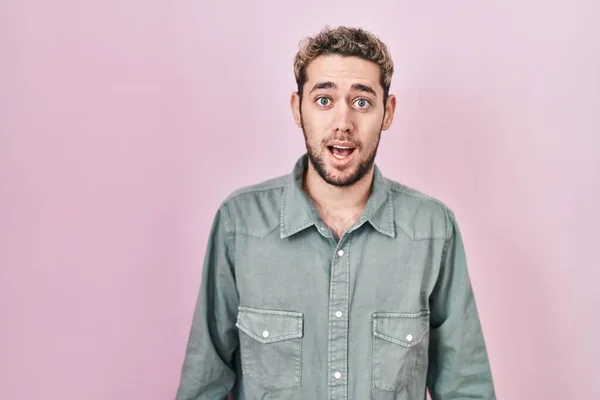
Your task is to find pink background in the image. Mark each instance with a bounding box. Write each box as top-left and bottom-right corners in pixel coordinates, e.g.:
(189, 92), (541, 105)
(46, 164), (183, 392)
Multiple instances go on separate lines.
(1, 1), (599, 399)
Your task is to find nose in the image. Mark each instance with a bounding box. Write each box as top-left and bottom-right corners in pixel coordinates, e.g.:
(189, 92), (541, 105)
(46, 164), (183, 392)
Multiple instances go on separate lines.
(333, 103), (354, 133)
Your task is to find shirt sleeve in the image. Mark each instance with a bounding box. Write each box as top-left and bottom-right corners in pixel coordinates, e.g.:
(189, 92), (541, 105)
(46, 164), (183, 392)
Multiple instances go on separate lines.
(426, 210), (496, 399)
(175, 205), (239, 400)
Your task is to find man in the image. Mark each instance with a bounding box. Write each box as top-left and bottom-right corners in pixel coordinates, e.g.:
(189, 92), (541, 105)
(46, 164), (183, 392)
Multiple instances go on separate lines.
(176, 26), (496, 400)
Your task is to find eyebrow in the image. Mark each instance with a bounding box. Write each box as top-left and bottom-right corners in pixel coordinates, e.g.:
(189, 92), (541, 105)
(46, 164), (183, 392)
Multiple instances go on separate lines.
(351, 83), (377, 97)
(309, 81), (337, 93)
(309, 81), (377, 97)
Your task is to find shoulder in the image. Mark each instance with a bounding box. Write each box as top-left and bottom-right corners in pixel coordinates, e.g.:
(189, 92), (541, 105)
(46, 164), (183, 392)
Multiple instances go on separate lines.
(385, 177), (455, 240)
(216, 173), (290, 238)
(222, 174), (289, 204)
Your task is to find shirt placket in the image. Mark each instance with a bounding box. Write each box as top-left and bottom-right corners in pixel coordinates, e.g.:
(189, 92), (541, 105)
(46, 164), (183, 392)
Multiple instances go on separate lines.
(328, 234), (351, 400)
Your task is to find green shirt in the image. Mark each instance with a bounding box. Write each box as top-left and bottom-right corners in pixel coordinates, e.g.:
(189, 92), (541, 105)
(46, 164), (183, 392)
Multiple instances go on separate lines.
(176, 154), (496, 400)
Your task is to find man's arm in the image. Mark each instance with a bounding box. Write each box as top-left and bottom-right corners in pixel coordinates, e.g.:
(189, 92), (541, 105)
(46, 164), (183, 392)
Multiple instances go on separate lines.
(176, 205), (239, 400)
(426, 210), (496, 399)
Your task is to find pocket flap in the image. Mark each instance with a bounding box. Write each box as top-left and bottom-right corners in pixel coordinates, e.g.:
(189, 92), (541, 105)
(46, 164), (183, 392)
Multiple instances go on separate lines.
(236, 306), (303, 344)
(373, 311), (430, 347)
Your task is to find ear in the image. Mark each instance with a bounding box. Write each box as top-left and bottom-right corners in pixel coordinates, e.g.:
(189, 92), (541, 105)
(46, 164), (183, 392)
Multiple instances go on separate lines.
(290, 92), (302, 128)
(381, 94), (396, 131)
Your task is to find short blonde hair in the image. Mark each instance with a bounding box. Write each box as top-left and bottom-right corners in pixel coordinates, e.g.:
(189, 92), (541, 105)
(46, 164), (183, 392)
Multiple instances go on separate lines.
(293, 26), (394, 100)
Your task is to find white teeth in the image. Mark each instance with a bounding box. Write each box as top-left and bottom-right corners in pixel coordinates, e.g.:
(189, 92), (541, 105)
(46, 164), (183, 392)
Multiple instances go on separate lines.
(330, 145), (353, 160)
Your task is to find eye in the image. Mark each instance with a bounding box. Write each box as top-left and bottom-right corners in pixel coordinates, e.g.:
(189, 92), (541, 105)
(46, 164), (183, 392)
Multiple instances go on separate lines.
(354, 98), (371, 109)
(316, 97), (331, 107)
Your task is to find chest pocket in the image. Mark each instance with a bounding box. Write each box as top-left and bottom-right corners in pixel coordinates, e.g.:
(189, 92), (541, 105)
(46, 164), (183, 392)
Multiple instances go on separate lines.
(236, 306), (303, 391)
(372, 311), (430, 392)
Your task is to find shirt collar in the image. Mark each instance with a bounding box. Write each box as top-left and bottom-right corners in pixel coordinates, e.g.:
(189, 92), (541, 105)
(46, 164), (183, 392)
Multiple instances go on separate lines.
(279, 154), (395, 239)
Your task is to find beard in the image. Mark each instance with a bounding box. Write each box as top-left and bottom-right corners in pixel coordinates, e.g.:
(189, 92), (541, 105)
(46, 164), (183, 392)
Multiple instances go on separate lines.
(300, 116), (383, 187)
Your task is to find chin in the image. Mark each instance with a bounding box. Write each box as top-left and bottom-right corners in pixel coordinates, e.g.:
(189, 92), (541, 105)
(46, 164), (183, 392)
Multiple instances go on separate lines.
(307, 148), (370, 187)
(323, 169), (362, 187)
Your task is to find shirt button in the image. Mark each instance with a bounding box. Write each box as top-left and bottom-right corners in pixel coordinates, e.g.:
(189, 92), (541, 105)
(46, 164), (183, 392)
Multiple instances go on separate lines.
(338, 249), (344, 257)
(334, 372), (342, 379)
(262, 330), (270, 338)
(335, 311), (343, 318)
(406, 334), (414, 342)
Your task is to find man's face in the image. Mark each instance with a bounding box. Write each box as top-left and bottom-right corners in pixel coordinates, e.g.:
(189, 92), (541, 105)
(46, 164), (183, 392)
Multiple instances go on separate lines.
(291, 55), (395, 187)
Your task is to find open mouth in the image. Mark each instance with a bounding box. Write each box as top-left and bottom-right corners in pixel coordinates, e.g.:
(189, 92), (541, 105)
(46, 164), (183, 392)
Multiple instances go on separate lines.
(328, 145), (355, 160)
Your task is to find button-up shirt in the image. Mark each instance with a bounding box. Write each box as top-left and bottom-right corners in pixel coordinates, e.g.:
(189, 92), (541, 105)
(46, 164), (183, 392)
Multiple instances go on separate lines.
(175, 154), (496, 400)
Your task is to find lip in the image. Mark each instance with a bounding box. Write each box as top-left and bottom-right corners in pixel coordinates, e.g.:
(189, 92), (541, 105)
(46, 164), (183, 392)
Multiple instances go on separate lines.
(326, 144), (356, 167)
(328, 141), (356, 149)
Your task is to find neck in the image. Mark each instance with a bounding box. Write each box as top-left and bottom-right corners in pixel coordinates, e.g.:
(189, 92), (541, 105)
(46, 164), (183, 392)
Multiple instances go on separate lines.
(303, 161), (373, 217)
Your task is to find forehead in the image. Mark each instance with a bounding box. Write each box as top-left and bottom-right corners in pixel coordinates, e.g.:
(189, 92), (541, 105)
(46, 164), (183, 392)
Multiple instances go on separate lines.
(304, 55), (382, 92)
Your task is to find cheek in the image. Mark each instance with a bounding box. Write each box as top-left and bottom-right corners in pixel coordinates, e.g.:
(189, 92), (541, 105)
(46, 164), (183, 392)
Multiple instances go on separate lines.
(357, 117), (384, 143)
(303, 113), (330, 137)
(306, 112), (330, 129)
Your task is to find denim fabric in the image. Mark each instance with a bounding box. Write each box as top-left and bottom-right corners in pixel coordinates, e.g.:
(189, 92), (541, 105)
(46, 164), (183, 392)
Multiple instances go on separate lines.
(175, 154), (496, 400)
